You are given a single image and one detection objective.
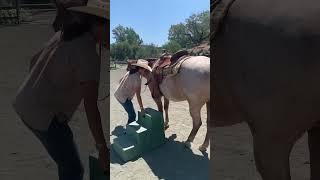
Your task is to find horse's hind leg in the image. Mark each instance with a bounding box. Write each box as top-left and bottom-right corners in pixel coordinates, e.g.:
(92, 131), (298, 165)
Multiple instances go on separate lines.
(164, 97), (170, 129)
(308, 124), (320, 180)
(185, 100), (204, 148)
(199, 101), (210, 152)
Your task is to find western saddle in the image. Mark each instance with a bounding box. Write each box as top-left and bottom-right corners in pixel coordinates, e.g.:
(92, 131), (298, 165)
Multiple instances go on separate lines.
(149, 50), (190, 98)
(157, 50), (189, 68)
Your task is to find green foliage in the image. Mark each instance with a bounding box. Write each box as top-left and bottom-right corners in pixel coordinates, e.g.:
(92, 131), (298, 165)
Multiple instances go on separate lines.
(111, 25), (145, 61)
(136, 44), (161, 59)
(0, 8), (32, 25)
(162, 41), (182, 54)
(168, 10), (209, 48)
(111, 41), (132, 60)
(112, 25), (143, 45)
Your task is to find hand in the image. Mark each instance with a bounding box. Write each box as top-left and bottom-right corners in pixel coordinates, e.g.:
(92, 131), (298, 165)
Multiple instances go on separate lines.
(98, 146), (109, 175)
(141, 108), (145, 114)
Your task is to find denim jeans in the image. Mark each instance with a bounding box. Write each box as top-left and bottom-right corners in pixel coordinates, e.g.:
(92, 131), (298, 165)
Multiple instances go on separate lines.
(29, 117), (84, 180)
(120, 99), (136, 124)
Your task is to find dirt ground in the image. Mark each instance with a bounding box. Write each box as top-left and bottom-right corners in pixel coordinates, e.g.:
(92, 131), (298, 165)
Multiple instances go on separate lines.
(211, 124), (310, 180)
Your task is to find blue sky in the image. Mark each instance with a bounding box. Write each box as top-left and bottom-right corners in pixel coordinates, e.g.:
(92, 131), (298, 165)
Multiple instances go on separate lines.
(110, 0), (209, 46)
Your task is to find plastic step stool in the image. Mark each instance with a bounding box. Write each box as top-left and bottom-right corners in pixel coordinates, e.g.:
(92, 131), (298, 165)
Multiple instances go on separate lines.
(112, 135), (140, 162)
(126, 121), (151, 153)
(145, 107), (165, 128)
(137, 112), (153, 130)
(89, 153), (108, 180)
(138, 108), (166, 150)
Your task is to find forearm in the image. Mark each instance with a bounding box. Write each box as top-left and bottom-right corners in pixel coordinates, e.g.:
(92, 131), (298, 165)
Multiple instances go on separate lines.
(29, 49), (42, 72)
(85, 102), (107, 147)
(136, 95), (144, 109)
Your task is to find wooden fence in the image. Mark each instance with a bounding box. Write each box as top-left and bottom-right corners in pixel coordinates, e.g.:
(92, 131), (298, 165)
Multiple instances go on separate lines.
(0, 0), (55, 24)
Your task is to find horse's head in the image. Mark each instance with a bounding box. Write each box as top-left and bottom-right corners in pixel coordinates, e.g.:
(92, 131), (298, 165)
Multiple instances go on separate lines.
(126, 58), (164, 99)
(145, 58), (164, 99)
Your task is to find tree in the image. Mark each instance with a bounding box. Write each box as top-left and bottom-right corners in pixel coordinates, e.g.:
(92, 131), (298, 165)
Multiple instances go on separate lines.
(168, 23), (190, 48)
(168, 10), (209, 48)
(110, 41), (132, 60)
(112, 25), (143, 45)
(111, 25), (144, 61)
(136, 44), (161, 59)
(162, 40), (182, 54)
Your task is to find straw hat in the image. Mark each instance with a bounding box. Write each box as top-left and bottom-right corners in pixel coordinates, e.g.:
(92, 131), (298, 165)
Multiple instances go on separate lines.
(132, 59), (152, 72)
(68, 0), (109, 19)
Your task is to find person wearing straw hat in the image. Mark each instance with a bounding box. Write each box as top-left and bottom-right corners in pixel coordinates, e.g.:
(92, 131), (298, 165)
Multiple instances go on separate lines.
(114, 59), (152, 125)
(12, 0), (109, 179)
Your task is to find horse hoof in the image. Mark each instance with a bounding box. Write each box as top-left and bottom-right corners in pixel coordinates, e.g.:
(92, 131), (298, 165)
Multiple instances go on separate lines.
(198, 145), (207, 152)
(184, 141), (191, 149)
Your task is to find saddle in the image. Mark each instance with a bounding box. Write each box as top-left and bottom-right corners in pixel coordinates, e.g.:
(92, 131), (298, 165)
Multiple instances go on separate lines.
(156, 50), (189, 69)
(169, 50), (189, 64)
(150, 50), (191, 98)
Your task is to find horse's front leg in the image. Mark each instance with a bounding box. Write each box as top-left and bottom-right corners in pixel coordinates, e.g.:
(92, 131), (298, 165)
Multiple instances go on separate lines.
(308, 123), (320, 180)
(164, 97), (170, 129)
(251, 129), (293, 180)
(153, 97), (166, 128)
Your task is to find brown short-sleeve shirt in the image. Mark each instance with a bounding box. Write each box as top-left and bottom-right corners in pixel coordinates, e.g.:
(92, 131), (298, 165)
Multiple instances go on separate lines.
(114, 72), (141, 104)
(13, 32), (101, 131)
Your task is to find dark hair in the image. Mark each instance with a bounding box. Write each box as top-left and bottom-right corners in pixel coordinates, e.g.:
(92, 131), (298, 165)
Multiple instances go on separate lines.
(61, 12), (93, 41)
(129, 67), (140, 74)
(61, 11), (107, 41)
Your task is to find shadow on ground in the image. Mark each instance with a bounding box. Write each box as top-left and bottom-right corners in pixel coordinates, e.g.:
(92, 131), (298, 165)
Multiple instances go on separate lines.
(110, 128), (209, 180)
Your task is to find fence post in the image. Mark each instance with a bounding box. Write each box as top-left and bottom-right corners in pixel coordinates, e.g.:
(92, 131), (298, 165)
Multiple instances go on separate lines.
(16, 0), (20, 24)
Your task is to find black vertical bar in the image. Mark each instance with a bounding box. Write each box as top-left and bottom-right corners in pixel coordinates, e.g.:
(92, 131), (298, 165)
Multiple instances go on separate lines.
(16, 0), (20, 24)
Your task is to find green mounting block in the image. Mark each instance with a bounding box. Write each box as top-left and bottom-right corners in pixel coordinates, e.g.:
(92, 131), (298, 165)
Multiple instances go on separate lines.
(111, 107), (166, 162)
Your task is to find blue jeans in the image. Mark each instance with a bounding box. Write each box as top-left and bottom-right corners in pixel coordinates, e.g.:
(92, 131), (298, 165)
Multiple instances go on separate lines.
(29, 117), (84, 180)
(120, 99), (136, 124)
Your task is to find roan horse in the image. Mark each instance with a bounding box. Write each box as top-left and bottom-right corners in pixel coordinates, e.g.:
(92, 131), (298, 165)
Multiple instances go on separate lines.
(213, 0), (320, 179)
(128, 53), (210, 151)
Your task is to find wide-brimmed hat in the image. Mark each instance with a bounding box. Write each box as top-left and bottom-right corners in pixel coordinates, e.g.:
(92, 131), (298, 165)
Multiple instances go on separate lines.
(132, 59), (152, 72)
(68, 0), (109, 19)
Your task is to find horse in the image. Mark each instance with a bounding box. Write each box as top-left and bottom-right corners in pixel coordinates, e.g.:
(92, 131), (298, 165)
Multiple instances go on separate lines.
(213, 0), (320, 179)
(128, 53), (210, 151)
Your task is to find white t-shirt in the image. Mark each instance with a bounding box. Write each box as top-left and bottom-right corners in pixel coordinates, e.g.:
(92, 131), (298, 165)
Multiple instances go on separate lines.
(114, 72), (141, 104)
(12, 32), (101, 131)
